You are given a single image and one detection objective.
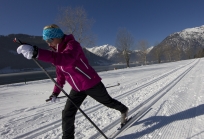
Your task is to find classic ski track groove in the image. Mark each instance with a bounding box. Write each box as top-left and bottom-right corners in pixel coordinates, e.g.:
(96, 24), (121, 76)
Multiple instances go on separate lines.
(91, 59), (198, 138)
(0, 59), (198, 139)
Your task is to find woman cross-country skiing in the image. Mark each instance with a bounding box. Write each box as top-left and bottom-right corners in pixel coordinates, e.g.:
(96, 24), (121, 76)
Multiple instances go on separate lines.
(16, 24), (128, 139)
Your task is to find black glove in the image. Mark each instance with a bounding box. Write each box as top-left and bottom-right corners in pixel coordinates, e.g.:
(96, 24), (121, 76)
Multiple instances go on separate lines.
(32, 45), (38, 58)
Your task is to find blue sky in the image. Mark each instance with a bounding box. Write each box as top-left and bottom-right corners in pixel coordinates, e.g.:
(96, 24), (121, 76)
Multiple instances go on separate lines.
(1, 0), (204, 47)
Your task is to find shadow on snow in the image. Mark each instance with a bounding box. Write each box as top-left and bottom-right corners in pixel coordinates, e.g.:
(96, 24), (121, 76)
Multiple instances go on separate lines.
(118, 104), (204, 139)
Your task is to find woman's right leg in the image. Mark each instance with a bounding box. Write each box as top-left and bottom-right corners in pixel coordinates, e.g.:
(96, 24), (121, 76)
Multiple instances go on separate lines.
(62, 89), (87, 139)
(85, 82), (128, 113)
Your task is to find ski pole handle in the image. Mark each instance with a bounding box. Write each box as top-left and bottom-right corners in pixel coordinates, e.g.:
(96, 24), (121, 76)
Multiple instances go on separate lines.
(13, 38), (23, 44)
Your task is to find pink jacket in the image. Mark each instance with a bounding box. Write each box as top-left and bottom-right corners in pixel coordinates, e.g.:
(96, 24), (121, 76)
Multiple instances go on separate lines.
(37, 34), (101, 94)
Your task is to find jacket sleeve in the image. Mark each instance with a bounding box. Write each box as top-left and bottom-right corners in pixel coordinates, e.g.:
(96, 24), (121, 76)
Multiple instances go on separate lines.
(53, 67), (66, 94)
(37, 40), (81, 66)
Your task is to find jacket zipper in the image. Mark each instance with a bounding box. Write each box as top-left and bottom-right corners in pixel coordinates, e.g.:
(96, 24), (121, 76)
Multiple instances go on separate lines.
(61, 67), (80, 92)
(75, 67), (91, 79)
(80, 58), (88, 69)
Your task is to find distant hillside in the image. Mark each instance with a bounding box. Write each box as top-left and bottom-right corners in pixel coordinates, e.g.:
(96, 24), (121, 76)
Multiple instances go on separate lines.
(0, 34), (52, 73)
(0, 34), (111, 73)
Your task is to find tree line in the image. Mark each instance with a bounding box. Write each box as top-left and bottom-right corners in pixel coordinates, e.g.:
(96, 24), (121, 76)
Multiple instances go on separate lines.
(56, 6), (204, 68)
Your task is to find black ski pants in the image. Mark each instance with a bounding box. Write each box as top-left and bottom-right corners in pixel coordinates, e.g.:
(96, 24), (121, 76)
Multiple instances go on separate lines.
(62, 81), (128, 139)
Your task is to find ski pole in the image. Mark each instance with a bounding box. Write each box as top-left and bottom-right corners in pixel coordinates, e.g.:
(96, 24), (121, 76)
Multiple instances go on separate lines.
(46, 83), (120, 102)
(13, 38), (109, 139)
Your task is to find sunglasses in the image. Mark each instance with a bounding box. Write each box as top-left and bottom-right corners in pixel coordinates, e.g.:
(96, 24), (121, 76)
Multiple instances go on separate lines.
(46, 38), (53, 43)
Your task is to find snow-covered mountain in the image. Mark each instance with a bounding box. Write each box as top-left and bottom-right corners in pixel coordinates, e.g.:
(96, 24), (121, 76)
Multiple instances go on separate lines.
(86, 44), (153, 63)
(149, 25), (204, 61)
(177, 25), (204, 40)
(86, 44), (119, 59)
(86, 25), (204, 63)
(166, 25), (204, 49)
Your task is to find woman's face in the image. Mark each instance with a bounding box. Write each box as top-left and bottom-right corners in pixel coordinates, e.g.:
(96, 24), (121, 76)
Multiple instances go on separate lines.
(46, 38), (62, 49)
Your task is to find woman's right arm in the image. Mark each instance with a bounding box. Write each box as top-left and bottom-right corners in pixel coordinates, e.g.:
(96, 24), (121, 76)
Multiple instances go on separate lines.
(37, 41), (82, 66)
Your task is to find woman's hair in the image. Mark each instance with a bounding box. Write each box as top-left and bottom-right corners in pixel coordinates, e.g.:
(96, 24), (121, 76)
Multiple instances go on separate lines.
(43, 24), (60, 30)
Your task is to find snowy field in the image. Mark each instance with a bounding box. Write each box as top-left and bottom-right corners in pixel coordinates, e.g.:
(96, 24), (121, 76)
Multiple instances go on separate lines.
(1, 58), (204, 139)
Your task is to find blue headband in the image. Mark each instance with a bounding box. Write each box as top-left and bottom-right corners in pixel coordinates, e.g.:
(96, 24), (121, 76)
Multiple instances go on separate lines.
(43, 28), (64, 40)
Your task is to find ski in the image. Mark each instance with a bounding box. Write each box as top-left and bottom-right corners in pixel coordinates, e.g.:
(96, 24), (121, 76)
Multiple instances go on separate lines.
(118, 117), (133, 130)
(109, 108), (152, 139)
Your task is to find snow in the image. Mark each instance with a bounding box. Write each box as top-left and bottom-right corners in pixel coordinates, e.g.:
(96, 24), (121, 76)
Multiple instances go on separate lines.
(1, 58), (204, 139)
(146, 46), (154, 54)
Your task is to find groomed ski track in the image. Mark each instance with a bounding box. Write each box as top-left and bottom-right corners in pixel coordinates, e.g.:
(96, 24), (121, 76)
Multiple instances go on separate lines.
(117, 58), (204, 139)
(94, 59), (199, 139)
(1, 58), (204, 139)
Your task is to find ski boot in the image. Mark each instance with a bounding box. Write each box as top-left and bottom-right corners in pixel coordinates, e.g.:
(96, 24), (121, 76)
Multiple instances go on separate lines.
(121, 108), (129, 127)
